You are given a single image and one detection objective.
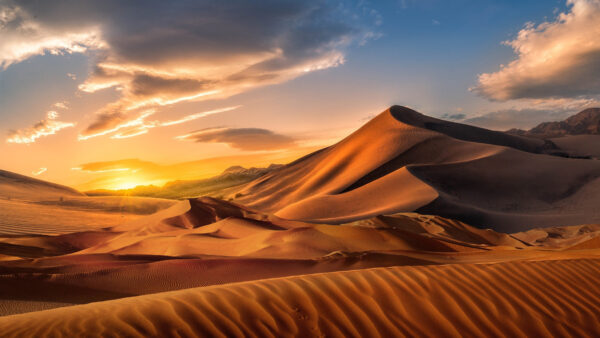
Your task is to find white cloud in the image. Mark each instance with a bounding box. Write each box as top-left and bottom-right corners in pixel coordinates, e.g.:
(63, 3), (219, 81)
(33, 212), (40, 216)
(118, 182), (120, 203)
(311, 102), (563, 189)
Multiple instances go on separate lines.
(0, 4), (104, 69)
(6, 111), (75, 144)
(52, 101), (69, 109)
(473, 0), (600, 100)
(32, 167), (47, 176)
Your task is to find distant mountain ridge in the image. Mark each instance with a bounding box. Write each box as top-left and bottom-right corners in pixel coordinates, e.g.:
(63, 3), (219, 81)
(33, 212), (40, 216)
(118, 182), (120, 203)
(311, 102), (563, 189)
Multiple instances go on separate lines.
(508, 108), (600, 138)
(87, 164), (283, 199)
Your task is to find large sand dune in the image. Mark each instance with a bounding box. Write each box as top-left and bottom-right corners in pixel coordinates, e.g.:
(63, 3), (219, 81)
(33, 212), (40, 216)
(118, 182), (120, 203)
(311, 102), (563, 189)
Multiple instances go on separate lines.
(1, 259), (599, 337)
(236, 106), (600, 231)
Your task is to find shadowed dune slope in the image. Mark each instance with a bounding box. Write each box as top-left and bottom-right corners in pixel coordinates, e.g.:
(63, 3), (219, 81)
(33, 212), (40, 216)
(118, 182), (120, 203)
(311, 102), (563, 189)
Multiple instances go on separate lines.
(551, 135), (600, 158)
(236, 106), (600, 231)
(1, 259), (599, 337)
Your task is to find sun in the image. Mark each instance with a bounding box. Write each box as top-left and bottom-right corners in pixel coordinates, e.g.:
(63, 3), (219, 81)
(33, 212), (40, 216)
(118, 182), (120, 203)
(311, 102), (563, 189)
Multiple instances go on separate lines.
(105, 176), (166, 191)
(111, 181), (144, 190)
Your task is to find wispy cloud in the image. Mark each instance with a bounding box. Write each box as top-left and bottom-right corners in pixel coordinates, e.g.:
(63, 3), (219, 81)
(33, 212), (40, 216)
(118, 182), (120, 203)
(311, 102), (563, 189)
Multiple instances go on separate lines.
(473, 0), (600, 100)
(6, 111), (75, 144)
(176, 127), (297, 151)
(160, 106), (241, 127)
(78, 106), (241, 140)
(32, 167), (47, 176)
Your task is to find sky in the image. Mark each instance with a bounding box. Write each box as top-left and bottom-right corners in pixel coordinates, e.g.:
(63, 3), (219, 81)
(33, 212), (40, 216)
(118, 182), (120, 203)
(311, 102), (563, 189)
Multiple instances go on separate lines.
(2, 0), (600, 190)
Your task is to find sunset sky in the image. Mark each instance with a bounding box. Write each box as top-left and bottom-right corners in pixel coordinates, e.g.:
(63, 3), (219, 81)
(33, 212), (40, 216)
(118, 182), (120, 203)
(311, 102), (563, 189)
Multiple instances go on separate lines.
(2, 0), (600, 190)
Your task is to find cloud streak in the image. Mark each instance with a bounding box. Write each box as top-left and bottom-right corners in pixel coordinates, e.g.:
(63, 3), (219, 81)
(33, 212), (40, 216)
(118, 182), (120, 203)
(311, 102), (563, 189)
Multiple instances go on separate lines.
(78, 106), (241, 140)
(6, 111), (75, 144)
(176, 127), (296, 151)
(32, 167), (47, 176)
(473, 0), (600, 100)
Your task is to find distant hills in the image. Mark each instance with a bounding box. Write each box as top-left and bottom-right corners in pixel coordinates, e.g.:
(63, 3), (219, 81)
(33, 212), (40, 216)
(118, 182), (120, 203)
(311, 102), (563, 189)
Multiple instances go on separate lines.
(508, 108), (600, 138)
(87, 164), (283, 199)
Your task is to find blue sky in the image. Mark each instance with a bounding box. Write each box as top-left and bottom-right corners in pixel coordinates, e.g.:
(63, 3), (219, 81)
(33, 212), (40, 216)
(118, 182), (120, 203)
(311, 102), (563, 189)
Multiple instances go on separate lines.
(1, 0), (598, 187)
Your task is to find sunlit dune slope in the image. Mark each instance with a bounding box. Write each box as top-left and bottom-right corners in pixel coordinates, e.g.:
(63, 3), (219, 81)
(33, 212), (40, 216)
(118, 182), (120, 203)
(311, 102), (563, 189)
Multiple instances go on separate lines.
(0, 169), (83, 201)
(1, 259), (599, 337)
(235, 106), (600, 231)
(68, 197), (527, 258)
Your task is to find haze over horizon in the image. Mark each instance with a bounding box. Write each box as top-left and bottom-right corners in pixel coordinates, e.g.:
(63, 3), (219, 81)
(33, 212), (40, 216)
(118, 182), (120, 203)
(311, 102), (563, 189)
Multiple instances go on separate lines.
(2, 0), (600, 190)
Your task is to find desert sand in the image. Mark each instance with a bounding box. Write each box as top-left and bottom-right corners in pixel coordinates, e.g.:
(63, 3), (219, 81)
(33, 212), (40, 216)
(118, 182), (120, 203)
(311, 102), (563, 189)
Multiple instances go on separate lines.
(1, 259), (599, 337)
(0, 106), (599, 336)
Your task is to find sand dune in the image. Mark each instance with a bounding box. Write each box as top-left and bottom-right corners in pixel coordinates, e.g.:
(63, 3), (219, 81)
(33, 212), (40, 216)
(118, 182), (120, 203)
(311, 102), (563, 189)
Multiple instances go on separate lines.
(0, 169), (83, 201)
(1, 259), (599, 337)
(236, 106), (600, 231)
(0, 196), (176, 236)
(550, 135), (600, 158)
(0, 169), (176, 235)
(1, 197), (599, 317)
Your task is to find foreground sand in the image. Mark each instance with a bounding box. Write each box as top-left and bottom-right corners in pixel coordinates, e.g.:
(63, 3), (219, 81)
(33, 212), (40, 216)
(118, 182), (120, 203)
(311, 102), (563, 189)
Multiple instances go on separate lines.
(1, 197), (599, 319)
(1, 259), (599, 337)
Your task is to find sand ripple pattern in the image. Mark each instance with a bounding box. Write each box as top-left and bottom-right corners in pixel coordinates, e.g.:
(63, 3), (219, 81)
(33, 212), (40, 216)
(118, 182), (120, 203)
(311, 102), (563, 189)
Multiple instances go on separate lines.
(1, 258), (599, 337)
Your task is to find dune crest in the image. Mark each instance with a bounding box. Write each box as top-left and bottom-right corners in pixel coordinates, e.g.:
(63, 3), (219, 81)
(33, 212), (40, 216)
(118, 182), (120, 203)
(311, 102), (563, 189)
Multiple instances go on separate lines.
(235, 106), (600, 231)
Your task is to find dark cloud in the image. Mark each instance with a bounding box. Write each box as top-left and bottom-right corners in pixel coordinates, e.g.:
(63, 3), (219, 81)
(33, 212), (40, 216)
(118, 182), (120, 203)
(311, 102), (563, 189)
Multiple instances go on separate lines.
(1, 1), (378, 139)
(130, 75), (211, 98)
(83, 111), (127, 135)
(440, 113), (466, 120)
(176, 127), (296, 151)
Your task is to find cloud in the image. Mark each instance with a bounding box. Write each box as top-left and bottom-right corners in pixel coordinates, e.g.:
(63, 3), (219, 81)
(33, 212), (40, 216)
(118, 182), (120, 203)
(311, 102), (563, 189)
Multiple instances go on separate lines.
(463, 98), (599, 130)
(32, 167), (47, 176)
(440, 113), (466, 120)
(6, 111), (75, 144)
(78, 106), (241, 140)
(463, 109), (571, 130)
(52, 101), (69, 109)
(0, 0), (378, 138)
(176, 127), (296, 151)
(473, 0), (600, 100)
(0, 4), (104, 69)
(79, 109), (155, 140)
(160, 106), (241, 127)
